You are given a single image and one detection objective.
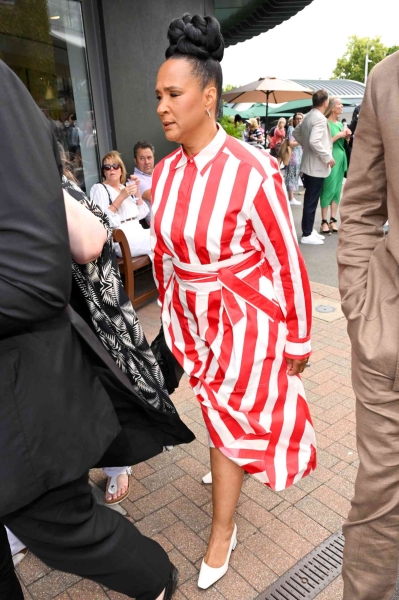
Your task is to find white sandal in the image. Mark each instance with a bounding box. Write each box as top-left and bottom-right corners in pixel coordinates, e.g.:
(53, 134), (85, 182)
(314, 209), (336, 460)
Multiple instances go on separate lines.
(104, 466), (132, 505)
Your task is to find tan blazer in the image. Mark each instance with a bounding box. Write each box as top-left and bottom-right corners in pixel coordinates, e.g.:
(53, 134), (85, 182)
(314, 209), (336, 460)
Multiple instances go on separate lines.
(292, 108), (333, 177)
(337, 51), (399, 389)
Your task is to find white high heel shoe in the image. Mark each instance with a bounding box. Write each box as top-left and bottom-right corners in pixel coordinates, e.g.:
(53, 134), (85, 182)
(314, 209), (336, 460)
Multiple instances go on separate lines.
(202, 471), (212, 484)
(197, 524), (237, 589)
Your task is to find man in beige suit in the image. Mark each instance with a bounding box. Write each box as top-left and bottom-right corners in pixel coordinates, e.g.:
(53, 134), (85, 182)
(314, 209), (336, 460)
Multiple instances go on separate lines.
(337, 50), (399, 599)
(293, 89), (334, 245)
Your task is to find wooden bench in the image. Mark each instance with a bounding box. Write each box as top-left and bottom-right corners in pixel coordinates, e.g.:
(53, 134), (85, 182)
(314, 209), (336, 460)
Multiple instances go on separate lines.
(113, 228), (157, 308)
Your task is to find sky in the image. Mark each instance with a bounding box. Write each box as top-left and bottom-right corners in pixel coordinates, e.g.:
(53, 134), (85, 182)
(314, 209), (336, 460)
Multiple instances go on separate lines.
(221, 0), (398, 86)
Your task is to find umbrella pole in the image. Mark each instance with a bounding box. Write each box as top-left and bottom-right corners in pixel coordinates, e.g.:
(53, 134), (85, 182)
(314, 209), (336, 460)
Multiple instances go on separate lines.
(265, 91), (270, 136)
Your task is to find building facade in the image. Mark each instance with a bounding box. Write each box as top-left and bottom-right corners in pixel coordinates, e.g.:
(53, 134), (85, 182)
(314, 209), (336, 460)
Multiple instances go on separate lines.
(0, 0), (312, 192)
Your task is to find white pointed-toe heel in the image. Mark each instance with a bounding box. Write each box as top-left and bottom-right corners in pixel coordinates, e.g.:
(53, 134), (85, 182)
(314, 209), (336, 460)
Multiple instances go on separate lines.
(197, 524), (237, 589)
(202, 471), (212, 484)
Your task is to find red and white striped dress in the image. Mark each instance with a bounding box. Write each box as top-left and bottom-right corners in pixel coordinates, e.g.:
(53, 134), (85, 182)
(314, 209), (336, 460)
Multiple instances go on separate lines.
(151, 125), (316, 491)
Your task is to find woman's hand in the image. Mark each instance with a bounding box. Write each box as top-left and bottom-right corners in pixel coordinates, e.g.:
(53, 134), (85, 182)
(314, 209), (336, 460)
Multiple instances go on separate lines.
(332, 130), (348, 143)
(111, 180), (138, 213)
(116, 186), (134, 203)
(286, 357), (309, 376)
(125, 176), (139, 197)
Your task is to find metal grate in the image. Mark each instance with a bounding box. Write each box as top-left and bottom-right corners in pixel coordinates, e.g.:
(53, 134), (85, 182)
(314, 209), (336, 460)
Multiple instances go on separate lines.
(257, 530), (344, 600)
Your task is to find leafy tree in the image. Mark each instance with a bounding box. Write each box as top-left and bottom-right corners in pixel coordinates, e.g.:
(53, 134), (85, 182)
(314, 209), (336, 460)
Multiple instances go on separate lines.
(218, 116), (244, 140)
(223, 83), (238, 93)
(332, 36), (399, 82)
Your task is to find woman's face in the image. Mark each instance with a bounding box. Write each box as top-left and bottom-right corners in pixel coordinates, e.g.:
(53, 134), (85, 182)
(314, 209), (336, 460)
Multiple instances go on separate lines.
(103, 159), (121, 184)
(278, 120), (285, 129)
(156, 58), (215, 145)
(294, 115), (303, 126)
(333, 100), (344, 115)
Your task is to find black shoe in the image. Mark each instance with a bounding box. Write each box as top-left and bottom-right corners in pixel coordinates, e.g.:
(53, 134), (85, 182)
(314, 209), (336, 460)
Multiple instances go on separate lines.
(164, 563), (179, 600)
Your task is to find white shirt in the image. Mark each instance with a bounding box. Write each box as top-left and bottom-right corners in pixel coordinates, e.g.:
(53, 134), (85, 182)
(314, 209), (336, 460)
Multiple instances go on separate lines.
(90, 183), (149, 228)
(134, 167), (152, 196)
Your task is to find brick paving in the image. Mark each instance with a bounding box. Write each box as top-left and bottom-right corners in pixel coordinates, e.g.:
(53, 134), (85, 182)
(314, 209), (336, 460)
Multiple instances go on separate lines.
(16, 282), (355, 599)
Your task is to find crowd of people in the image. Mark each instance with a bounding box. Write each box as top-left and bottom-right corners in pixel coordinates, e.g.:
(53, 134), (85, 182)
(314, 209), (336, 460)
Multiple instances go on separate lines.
(0, 8), (397, 600)
(231, 93), (358, 243)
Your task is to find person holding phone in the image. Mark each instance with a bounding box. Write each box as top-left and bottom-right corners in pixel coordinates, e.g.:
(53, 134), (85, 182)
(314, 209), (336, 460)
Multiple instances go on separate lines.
(91, 151), (151, 258)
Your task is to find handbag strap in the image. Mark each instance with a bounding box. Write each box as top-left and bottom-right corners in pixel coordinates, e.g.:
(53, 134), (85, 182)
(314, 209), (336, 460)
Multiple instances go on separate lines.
(101, 183), (113, 206)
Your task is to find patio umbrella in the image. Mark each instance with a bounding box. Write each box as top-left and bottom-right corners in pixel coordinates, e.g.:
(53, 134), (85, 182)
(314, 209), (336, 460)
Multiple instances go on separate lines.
(222, 77), (313, 130)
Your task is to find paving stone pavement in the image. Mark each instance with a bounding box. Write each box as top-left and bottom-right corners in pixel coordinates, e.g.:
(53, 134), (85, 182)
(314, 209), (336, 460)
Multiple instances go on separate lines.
(16, 282), (353, 599)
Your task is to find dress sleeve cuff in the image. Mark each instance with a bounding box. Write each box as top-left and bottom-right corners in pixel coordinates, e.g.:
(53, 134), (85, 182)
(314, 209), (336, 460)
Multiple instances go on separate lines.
(284, 338), (312, 360)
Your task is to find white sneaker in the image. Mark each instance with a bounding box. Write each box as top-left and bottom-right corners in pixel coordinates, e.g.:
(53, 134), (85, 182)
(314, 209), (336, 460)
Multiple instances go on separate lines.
(312, 229), (325, 240)
(289, 198), (302, 206)
(301, 233), (324, 245)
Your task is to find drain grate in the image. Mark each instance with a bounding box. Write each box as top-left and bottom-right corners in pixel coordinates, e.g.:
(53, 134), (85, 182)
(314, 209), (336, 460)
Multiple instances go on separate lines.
(315, 305), (336, 314)
(257, 530), (344, 600)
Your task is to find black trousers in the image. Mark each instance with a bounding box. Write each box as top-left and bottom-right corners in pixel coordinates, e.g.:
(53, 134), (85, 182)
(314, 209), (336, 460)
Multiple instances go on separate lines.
(0, 525), (24, 600)
(0, 475), (170, 600)
(301, 173), (325, 237)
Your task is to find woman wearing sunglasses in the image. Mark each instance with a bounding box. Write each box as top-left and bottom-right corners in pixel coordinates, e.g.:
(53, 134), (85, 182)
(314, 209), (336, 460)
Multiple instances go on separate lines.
(90, 151), (151, 258)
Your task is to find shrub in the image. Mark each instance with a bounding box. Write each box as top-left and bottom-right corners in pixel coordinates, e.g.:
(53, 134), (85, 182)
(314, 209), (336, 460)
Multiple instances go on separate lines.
(218, 115), (244, 140)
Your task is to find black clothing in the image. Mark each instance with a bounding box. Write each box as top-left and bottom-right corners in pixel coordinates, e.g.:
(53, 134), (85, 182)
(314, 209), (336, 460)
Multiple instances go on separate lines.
(2, 476), (171, 600)
(349, 103), (361, 149)
(0, 59), (193, 515)
(64, 176), (194, 466)
(0, 59), (183, 600)
(0, 60), (120, 517)
(301, 174), (325, 237)
(65, 175), (175, 411)
(0, 526), (24, 600)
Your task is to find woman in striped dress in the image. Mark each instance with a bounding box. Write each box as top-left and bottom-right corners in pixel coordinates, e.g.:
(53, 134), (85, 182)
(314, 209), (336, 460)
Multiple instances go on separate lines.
(153, 13), (316, 589)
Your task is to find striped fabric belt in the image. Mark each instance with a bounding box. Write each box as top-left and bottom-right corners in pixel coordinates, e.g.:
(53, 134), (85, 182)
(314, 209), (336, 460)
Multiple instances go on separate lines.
(120, 216), (137, 223)
(173, 252), (285, 326)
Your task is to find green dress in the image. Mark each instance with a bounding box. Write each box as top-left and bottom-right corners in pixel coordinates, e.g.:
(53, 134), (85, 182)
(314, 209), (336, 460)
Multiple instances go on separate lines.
(320, 121), (347, 208)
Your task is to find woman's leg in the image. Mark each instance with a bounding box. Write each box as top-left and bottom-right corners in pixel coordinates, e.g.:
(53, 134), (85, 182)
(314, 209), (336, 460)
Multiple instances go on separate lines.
(288, 190), (294, 201)
(329, 200), (339, 231)
(103, 466), (130, 503)
(320, 206), (330, 232)
(204, 448), (244, 568)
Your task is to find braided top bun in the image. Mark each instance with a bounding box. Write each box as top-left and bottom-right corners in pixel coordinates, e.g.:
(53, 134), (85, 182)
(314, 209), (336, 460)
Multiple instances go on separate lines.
(165, 13), (224, 62)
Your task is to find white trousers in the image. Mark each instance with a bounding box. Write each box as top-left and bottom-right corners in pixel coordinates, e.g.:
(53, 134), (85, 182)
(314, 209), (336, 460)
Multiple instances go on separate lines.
(115, 221), (152, 258)
(103, 466), (129, 478)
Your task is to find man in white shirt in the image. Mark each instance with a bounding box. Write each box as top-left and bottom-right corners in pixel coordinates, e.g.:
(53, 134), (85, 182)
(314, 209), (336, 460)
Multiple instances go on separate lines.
(133, 142), (155, 225)
(293, 89), (335, 245)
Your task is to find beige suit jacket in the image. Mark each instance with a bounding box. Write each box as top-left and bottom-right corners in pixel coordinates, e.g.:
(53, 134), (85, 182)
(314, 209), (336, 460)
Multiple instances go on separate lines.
(292, 108), (333, 177)
(337, 51), (399, 389)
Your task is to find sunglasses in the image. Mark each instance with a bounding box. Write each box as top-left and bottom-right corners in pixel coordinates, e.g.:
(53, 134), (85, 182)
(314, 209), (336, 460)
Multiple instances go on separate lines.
(103, 163), (121, 171)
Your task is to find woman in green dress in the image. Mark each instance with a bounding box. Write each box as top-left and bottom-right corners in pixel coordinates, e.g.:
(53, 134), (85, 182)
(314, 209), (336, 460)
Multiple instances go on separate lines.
(320, 97), (351, 234)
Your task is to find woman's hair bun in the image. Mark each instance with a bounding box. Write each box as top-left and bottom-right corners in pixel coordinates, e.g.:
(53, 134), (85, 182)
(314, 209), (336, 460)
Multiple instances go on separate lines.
(165, 13), (224, 62)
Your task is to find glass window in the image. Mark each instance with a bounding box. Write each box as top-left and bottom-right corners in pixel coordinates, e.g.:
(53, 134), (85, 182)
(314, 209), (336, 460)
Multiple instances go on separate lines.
(0, 0), (99, 193)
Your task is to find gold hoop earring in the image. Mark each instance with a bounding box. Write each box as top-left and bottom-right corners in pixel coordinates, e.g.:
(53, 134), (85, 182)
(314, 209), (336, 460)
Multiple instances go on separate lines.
(206, 108), (211, 118)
